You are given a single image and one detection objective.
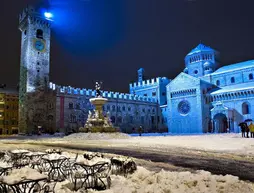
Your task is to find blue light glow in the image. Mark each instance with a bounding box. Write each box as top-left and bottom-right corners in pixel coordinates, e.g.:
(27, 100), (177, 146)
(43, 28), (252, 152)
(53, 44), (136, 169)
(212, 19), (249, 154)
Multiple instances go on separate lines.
(44, 12), (53, 19)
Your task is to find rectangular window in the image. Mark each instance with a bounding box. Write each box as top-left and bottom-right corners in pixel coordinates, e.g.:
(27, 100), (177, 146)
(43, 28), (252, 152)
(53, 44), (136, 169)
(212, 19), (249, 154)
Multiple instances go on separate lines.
(152, 92), (156, 96)
(143, 94), (147, 97)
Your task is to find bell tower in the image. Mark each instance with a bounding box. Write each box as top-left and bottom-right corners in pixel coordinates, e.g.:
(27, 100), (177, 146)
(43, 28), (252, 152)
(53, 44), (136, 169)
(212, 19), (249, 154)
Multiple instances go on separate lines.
(18, 6), (53, 134)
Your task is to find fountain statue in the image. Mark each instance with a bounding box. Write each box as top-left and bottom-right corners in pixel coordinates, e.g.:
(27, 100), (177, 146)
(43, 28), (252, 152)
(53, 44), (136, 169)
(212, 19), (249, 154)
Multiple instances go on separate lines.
(80, 82), (117, 133)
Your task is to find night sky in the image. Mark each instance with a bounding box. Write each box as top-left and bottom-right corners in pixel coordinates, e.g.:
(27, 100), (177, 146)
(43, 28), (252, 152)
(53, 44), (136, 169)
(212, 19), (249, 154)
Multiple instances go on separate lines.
(1, 0), (254, 92)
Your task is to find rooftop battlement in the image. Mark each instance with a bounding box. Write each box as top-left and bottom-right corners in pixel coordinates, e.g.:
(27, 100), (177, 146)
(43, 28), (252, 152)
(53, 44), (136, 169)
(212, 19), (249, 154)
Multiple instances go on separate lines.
(129, 77), (170, 88)
(19, 6), (51, 30)
(49, 82), (157, 103)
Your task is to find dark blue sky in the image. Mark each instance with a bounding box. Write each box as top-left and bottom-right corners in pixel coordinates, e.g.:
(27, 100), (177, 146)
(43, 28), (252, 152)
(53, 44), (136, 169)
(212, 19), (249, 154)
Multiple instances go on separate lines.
(1, 0), (254, 92)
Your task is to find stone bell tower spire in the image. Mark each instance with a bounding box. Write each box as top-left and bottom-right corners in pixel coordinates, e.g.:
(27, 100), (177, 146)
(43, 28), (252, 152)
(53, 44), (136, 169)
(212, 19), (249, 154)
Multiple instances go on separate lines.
(18, 6), (53, 134)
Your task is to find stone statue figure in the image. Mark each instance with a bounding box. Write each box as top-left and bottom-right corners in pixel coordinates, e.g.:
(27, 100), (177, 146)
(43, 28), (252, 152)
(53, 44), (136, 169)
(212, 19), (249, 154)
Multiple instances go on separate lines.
(88, 110), (92, 119)
(95, 111), (99, 119)
(95, 81), (102, 97)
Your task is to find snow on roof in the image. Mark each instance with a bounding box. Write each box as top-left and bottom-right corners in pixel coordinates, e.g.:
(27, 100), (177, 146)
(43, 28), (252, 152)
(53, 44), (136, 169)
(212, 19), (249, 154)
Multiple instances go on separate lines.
(210, 82), (254, 95)
(187, 43), (214, 56)
(212, 60), (254, 75)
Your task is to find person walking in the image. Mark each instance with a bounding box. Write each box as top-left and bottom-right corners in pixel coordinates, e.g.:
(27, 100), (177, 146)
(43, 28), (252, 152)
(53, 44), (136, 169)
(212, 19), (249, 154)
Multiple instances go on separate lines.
(138, 125), (143, 136)
(249, 122), (254, 138)
(239, 122), (246, 138)
(246, 123), (250, 138)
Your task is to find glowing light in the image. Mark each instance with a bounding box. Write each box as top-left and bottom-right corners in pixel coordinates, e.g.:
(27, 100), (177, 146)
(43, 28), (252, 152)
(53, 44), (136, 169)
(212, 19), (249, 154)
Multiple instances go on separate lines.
(44, 12), (53, 19)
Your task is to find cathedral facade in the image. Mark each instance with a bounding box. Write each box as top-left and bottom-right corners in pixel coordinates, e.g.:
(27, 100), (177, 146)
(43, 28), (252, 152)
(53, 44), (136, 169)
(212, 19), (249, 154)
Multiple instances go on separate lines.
(167, 44), (254, 133)
(18, 7), (254, 134)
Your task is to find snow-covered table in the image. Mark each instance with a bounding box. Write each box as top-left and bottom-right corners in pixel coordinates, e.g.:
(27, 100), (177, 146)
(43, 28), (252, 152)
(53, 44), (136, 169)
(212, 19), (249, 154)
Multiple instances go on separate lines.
(42, 154), (68, 181)
(72, 161), (111, 191)
(10, 150), (30, 168)
(25, 152), (47, 169)
(0, 168), (47, 193)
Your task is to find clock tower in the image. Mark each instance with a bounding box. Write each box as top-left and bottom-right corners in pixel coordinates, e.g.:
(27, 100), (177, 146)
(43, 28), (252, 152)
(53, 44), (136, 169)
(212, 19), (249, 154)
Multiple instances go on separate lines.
(18, 6), (54, 134)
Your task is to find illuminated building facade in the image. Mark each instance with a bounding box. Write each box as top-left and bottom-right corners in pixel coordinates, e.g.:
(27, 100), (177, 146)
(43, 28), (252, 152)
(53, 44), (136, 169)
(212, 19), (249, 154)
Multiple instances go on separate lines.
(18, 6), (165, 134)
(18, 6), (254, 134)
(167, 44), (254, 133)
(0, 88), (19, 135)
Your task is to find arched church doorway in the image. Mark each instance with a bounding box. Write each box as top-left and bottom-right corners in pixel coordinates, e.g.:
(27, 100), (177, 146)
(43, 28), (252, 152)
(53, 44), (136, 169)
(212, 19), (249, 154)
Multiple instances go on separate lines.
(213, 113), (228, 133)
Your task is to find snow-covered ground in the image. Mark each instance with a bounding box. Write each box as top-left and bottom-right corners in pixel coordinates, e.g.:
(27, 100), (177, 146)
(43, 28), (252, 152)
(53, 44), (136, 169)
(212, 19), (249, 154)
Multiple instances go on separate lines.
(57, 167), (254, 193)
(2, 133), (254, 192)
(1, 149), (253, 193)
(18, 133), (254, 155)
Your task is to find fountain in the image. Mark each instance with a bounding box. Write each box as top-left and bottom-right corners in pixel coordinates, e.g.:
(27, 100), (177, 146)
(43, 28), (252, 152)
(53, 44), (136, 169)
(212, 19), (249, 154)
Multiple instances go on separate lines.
(79, 82), (117, 133)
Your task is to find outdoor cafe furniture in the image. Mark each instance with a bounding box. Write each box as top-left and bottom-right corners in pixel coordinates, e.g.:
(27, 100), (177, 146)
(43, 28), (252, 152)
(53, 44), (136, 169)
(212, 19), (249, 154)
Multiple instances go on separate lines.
(42, 154), (68, 181)
(0, 162), (12, 176)
(83, 152), (104, 160)
(0, 168), (47, 193)
(9, 150), (30, 168)
(71, 161), (111, 191)
(60, 153), (79, 177)
(25, 152), (47, 170)
(110, 157), (137, 176)
(0, 152), (5, 161)
(45, 149), (62, 154)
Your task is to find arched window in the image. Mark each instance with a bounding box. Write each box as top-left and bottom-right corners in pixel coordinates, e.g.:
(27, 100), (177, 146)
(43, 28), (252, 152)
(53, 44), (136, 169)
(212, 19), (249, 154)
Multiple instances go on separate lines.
(76, 103), (80, 109)
(128, 107), (131, 111)
(36, 29), (43, 39)
(231, 77), (235, 83)
(112, 105), (115, 111)
(107, 105), (110, 111)
(249, 73), (253, 80)
(69, 103), (73, 109)
(122, 106), (125, 111)
(216, 80), (220, 86)
(242, 102), (250, 115)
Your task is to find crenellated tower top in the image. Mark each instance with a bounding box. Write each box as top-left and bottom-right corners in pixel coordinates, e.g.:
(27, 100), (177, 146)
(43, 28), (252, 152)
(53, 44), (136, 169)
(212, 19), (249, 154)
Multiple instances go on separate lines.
(19, 6), (52, 32)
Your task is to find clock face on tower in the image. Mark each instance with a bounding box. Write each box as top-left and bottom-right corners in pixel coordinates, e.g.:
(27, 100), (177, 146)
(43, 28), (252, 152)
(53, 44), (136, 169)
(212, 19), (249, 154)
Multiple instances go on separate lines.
(34, 39), (45, 52)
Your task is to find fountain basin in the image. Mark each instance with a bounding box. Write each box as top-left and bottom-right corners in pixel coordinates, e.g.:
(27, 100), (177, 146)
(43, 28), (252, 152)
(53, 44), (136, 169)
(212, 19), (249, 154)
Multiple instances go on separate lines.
(89, 97), (108, 106)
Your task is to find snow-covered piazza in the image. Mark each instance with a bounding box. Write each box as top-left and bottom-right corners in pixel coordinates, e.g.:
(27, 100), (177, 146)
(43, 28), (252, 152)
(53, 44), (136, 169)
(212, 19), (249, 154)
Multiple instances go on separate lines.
(2, 1), (254, 192)
(1, 133), (254, 193)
